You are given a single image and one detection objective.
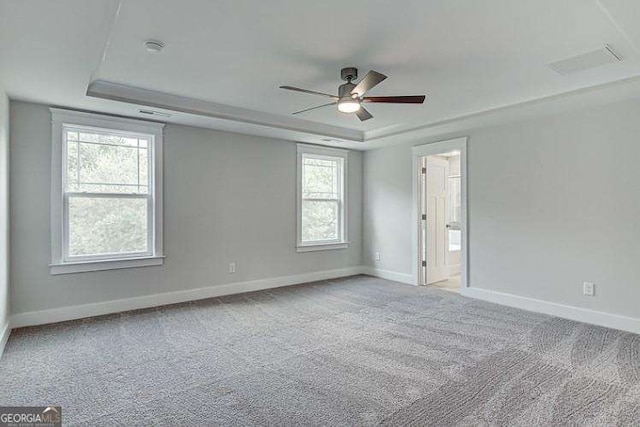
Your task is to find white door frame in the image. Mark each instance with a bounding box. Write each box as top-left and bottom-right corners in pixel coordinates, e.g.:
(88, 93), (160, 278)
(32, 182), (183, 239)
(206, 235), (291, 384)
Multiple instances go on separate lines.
(412, 137), (468, 288)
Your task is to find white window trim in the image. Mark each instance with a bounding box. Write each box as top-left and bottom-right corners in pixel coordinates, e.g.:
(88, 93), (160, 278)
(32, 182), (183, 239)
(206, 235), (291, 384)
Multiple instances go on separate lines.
(296, 144), (349, 252)
(49, 108), (164, 275)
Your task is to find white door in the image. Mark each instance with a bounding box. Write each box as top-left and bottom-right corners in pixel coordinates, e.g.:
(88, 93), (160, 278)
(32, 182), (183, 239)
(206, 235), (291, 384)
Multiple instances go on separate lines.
(425, 156), (449, 284)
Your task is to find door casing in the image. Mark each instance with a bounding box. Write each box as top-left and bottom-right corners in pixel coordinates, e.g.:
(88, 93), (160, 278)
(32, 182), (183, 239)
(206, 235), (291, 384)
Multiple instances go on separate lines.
(412, 137), (468, 289)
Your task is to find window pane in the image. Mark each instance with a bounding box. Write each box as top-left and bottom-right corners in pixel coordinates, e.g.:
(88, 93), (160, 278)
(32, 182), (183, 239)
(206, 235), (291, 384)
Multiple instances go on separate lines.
(78, 132), (99, 143)
(302, 200), (338, 242)
(302, 157), (339, 199)
(139, 147), (148, 187)
(64, 127), (150, 194)
(78, 142), (137, 187)
(66, 140), (79, 191)
(68, 197), (148, 257)
(78, 131), (138, 147)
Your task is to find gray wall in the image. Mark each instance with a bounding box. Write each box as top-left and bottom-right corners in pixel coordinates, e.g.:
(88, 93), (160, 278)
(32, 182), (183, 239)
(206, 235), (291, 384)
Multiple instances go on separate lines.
(0, 89), (8, 331)
(364, 98), (640, 319)
(10, 101), (362, 314)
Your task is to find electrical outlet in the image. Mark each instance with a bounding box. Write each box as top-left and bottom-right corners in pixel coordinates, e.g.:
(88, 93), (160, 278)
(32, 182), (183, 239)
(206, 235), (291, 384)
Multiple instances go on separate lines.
(583, 282), (595, 296)
(375, 252), (381, 261)
(229, 262), (237, 274)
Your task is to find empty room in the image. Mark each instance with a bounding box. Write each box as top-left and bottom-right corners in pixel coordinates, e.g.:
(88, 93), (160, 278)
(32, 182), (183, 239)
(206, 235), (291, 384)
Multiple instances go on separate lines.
(1, 1), (639, 425)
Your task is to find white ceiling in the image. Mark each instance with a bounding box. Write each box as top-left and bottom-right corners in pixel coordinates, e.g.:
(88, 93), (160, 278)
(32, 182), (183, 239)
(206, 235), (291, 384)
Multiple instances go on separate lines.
(2, 0), (640, 149)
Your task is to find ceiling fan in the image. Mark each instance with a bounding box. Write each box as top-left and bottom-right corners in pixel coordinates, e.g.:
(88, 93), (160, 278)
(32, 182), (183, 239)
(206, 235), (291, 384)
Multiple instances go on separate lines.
(280, 67), (426, 121)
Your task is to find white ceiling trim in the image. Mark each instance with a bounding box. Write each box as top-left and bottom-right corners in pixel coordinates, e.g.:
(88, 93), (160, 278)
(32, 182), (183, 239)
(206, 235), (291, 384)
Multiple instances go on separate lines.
(89, 0), (124, 84)
(365, 73), (640, 148)
(597, 0), (640, 53)
(87, 80), (364, 142)
(4, 0), (640, 151)
(87, 72), (640, 150)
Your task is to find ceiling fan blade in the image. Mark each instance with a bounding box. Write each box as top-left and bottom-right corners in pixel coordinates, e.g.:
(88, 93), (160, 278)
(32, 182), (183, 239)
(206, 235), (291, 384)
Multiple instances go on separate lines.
(292, 102), (337, 115)
(280, 86), (338, 99)
(350, 70), (387, 97)
(355, 106), (373, 121)
(363, 95), (426, 104)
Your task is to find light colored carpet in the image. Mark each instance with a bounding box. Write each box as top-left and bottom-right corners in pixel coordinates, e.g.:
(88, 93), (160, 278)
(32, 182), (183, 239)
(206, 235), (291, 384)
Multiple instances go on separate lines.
(1, 275), (639, 426)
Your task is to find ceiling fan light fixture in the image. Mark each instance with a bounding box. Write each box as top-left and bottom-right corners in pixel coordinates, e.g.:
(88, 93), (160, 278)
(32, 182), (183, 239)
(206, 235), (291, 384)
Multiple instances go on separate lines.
(280, 67), (425, 122)
(337, 98), (361, 113)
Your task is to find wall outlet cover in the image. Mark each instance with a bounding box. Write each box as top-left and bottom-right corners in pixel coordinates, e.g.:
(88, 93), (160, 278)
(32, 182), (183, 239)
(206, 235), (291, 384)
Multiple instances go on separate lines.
(583, 282), (595, 296)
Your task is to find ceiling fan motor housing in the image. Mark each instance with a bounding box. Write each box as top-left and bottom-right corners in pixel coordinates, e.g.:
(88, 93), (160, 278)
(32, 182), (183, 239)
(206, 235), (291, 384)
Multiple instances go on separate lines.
(337, 80), (361, 113)
(340, 67), (358, 82)
(339, 82), (357, 98)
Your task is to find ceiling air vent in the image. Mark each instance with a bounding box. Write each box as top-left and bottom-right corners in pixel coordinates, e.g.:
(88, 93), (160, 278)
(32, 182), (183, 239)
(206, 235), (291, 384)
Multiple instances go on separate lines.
(138, 109), (172, 118)
(549, 45), (621, 75)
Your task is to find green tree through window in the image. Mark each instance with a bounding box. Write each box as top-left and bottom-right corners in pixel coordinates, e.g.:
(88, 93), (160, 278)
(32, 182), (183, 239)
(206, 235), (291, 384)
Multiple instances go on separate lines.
(297, 145), (347, 249)
(64, 128), (151, 258)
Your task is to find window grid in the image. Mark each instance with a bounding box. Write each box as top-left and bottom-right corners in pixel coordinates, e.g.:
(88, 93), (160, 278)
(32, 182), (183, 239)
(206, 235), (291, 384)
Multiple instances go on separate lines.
(65, 128), (149, 195)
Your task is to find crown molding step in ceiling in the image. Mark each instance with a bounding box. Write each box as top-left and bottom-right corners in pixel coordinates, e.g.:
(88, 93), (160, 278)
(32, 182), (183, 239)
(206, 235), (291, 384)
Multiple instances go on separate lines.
(86, 80), (364, 142)
(2, 0), (640, 149)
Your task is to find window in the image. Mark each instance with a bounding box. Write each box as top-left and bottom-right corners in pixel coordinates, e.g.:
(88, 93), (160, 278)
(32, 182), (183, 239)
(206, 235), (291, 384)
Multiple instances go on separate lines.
(50, 109), (164, 274)
(297, 144), (348, 252)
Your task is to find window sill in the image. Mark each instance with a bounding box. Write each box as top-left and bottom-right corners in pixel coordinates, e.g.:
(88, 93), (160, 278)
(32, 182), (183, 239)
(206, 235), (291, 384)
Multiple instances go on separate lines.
(296, 242), (349, 253)
(50, 256), (165, 275)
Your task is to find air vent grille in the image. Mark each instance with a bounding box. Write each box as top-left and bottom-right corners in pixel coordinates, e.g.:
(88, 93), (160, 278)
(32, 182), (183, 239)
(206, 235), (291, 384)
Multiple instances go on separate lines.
(549, 45), (621, 75)
(138, 109), (172, 118)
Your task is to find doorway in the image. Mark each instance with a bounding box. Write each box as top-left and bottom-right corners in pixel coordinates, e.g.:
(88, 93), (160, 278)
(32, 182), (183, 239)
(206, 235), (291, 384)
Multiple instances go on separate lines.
(412, 138), (468, 291)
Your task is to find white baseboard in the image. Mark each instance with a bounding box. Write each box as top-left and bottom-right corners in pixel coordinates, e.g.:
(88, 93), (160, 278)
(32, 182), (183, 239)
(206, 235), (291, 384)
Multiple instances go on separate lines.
(10, 266), (366, 329)
(0, 321), (10, 358)
(461, 286), (640, 335)
(362, 267), (415, 285)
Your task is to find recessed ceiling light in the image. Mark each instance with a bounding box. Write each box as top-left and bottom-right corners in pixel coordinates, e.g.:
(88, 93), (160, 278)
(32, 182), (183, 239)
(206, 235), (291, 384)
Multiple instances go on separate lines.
(144, 40), (164, 54)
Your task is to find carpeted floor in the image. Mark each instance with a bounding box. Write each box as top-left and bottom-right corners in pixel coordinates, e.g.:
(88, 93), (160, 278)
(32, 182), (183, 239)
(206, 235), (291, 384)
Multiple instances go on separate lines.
(1, 275), (639, 426)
